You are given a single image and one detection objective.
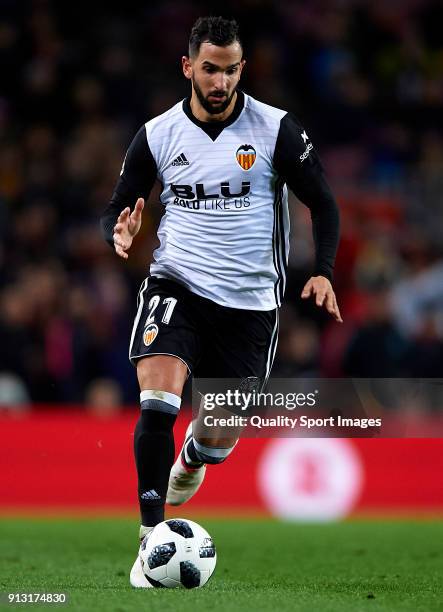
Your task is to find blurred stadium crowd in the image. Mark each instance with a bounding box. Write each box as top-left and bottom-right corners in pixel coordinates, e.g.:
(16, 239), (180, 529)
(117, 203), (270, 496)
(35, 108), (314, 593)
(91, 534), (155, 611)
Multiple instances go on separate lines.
(1, 0), (443, 406)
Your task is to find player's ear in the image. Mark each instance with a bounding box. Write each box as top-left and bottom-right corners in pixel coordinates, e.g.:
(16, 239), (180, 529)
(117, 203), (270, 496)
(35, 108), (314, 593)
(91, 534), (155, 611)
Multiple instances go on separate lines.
(182, 56), (192, 80)
(238, 59), (246, 79)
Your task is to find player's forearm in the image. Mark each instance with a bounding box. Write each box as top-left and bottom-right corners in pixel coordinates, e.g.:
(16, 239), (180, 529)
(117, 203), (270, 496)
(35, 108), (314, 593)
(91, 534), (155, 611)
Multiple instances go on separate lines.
(100, 216), (116, 248)
(292, 170), (340, 280)
(287, 169), (340, 281)
(100, 183), (134, 248)
(309, 192), (340, 281)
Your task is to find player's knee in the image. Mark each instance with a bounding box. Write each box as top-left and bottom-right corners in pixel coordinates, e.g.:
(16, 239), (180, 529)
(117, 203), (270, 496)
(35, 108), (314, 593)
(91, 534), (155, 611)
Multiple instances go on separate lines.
(192, 439), (237, 465)
(136, 356), (187, 397)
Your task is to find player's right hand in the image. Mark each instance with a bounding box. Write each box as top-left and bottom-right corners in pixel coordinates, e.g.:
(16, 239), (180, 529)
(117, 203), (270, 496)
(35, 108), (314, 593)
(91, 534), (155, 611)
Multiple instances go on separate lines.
(112, 198), (145, 259)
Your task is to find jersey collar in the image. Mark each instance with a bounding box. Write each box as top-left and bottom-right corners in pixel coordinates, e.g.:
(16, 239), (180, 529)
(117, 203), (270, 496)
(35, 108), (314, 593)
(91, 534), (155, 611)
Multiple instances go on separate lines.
(182, 90), (245, 141)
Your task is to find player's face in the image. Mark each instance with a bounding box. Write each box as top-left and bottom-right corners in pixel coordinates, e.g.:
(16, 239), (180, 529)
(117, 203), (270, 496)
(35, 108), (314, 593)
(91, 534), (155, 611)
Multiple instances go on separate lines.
(183, 42), (245, 116)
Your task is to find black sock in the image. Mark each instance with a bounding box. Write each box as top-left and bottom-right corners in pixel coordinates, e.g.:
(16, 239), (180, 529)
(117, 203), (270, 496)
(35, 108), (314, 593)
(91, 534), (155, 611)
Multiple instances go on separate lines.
(134, 406), (177, 526)
(182, 437), (204, 468)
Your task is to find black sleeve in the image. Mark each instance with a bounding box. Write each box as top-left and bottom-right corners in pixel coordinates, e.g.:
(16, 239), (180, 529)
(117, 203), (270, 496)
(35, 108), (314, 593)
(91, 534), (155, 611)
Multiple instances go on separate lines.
(100, 126), (157, 247)
(273, 113), (340, 281)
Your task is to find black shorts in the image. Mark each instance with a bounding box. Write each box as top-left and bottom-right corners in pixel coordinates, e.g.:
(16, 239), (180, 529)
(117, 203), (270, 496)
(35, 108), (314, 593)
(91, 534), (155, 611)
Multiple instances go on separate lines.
(129, 276), (278, 381)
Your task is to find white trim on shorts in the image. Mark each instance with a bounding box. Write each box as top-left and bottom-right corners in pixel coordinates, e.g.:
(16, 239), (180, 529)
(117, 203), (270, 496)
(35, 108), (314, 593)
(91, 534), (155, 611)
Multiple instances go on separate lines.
(128, 278), (149, 361)
(263, 308), (279, 387)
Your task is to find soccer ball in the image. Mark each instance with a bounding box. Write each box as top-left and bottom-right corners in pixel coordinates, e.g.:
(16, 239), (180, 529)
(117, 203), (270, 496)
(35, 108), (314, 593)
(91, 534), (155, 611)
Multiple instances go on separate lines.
(140, 518), (216, 588)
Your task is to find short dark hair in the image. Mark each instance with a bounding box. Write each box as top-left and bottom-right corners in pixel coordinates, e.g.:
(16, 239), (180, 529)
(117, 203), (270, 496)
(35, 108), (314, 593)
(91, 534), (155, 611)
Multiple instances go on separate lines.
(188, 16), (242, 58)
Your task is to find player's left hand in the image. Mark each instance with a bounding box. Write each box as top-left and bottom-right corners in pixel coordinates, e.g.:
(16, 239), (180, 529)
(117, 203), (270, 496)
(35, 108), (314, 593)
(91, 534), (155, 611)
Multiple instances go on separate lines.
(301, 276), (343, 323)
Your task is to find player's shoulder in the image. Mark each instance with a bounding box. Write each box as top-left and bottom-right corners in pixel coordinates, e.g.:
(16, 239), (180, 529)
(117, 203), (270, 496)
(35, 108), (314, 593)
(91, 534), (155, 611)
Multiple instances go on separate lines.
(144, 100), (184, 138)
(243, 94), (309, 136)
(243, 93), (288, 125)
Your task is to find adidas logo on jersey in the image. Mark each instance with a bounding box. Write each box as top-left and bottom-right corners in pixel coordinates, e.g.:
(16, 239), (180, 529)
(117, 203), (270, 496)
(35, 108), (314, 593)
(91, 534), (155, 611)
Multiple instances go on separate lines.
(172, 153), (190, 166)
(140, 489), (161, 500)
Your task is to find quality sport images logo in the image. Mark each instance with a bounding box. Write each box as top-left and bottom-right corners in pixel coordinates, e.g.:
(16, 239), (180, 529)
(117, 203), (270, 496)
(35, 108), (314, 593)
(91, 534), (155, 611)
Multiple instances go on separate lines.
(236, 145), (256, 170)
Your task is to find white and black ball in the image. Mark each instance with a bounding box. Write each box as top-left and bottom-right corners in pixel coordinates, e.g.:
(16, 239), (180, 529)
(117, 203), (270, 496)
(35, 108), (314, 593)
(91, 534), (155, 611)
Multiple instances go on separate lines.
(140, 519), (216, 588)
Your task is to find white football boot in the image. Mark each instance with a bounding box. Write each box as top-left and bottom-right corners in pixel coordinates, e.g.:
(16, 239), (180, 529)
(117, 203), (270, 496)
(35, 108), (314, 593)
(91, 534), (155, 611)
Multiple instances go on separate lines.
(166, 422), (206, 506)
(129, 526), (154, 588)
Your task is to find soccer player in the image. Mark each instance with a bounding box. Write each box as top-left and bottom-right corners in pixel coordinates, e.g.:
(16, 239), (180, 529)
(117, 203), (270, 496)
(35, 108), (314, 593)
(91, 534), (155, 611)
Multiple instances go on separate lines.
(100, 16), (341, 587)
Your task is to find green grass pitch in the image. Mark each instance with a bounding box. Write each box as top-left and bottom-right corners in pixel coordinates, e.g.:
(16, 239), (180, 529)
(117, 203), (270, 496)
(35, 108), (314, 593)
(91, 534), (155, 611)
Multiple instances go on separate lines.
(0, 517), (442, 611)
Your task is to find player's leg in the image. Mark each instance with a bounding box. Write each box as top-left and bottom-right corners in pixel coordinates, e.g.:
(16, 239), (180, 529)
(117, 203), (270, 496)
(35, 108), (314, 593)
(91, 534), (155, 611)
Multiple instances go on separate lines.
(167, 306), (279, 505)
(128, 276), (200, 587)
(129, 276), (199, 518)
(179, 392), (245, 469)
(130, 354), (188, 588)
(189, 307), (278, 465)
(170, 383), (254, 489)
(134, 354), (187, 527)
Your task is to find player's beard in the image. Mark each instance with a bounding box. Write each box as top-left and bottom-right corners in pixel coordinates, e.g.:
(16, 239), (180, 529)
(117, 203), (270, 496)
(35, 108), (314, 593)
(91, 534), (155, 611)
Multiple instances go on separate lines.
(192, 78), (237, 115)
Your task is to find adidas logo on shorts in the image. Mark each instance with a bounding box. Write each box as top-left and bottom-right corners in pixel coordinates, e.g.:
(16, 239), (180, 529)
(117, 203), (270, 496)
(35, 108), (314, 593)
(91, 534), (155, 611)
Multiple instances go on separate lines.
(172, 153), (190, 166)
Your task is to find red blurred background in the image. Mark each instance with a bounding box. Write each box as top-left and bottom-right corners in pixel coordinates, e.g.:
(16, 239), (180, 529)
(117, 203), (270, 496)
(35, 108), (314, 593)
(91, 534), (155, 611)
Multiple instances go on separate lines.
(1, 409), (442, 520)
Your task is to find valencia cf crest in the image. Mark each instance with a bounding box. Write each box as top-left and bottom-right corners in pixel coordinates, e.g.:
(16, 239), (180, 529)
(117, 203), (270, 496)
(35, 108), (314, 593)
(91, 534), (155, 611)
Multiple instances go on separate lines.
(143, 323), (158, 346)
(236, 144), (256, 170)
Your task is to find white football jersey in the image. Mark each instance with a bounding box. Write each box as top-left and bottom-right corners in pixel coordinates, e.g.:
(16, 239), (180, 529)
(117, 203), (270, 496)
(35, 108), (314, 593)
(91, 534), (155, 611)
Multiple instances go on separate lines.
(102, 90), (338, 311)
(146, 93), (288, 310)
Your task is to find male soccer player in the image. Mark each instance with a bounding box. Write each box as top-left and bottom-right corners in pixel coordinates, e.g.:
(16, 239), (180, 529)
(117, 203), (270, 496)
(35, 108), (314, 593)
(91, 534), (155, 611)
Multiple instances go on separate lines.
(100, 16), (341, 587)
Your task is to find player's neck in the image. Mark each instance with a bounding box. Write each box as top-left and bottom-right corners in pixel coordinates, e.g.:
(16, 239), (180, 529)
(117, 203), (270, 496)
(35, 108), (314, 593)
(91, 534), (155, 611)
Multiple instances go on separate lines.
(190, 91), (238, 123)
